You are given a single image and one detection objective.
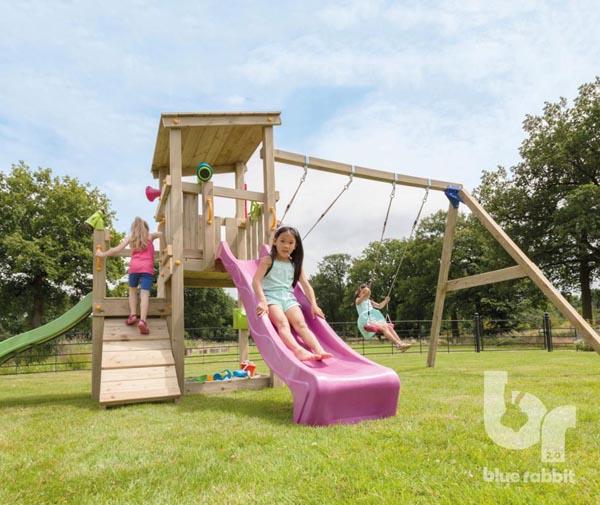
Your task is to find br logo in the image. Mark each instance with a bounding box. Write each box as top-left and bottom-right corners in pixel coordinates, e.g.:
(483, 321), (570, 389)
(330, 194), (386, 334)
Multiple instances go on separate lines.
(483, 371), (576, 462)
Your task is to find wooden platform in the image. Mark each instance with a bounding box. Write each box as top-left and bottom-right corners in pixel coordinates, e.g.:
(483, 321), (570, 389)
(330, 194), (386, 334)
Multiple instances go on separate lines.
(99, 317), (181, 406)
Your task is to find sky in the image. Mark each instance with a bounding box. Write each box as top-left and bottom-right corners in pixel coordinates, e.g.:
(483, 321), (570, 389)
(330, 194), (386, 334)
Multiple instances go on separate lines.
(1, 1), (599, 274)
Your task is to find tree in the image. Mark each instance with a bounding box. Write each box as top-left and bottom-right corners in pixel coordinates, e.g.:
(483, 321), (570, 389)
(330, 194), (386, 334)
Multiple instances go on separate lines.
(184, 288), (236, 335)
(310, 254), (352, 322)
(477, 77), (600, 321)
(0, 163), (123, 335)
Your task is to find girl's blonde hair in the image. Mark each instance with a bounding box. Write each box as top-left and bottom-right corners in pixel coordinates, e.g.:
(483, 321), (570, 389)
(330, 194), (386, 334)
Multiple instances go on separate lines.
(130, 217), (149, 251)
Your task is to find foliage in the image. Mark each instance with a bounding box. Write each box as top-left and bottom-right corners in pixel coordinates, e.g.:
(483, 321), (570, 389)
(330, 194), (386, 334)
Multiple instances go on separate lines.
(310, 254), (352, 322)
(0, 163), (123, 336)
(475, 77), (600, 320)
(184, 288), (237, 331)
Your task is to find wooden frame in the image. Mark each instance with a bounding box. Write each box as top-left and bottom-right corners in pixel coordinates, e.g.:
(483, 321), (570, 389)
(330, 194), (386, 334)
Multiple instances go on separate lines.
(425, 189), (600, 366)
(270, 149), (462, 191)
(91, 111), (600, 409)
(274, 150), (600, 365)
(445, 265), (526, 292)
(162, 112), (281, 128)
(169, 128), (185, 389)
(426, 204), (458, 367)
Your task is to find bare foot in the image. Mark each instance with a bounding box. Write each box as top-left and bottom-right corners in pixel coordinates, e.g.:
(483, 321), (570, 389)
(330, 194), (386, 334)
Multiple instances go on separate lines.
(395, 343), (411, 353)
(294, 348), (318, 361)
(314, 350), (333, 360)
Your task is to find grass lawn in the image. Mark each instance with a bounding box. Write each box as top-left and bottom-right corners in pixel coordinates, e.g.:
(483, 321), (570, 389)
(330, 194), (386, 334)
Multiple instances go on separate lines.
(1, 350), (599, 504)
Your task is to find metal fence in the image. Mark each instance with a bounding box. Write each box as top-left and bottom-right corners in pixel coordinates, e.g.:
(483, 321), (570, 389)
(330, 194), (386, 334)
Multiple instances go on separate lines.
(0, 313), (588, 376)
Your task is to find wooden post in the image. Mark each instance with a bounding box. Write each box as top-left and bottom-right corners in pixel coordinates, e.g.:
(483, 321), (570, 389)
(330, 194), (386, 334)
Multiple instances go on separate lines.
(235, 162), (250, 363)
(169, 128), (185, 390)
(426, 203), (458, 367)
(157, 167), (169, 298)
(91, 229), (107, 400)
(262, 127), (283, 387)
(202, 181), (216, 267)
(460, 189), (600, 353)
(262, 126), (276, 245)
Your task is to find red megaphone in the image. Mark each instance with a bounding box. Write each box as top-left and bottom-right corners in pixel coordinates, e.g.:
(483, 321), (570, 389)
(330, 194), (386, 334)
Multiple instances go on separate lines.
(145, 186), (161, 202)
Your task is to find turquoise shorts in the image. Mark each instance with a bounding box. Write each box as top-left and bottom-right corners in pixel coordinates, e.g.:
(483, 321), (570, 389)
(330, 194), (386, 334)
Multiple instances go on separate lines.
(265, 289), (300, 313)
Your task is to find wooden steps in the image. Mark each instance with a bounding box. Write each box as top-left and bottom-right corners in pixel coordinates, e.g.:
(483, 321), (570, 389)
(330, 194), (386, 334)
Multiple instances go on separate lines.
(99, 318), (181, 406)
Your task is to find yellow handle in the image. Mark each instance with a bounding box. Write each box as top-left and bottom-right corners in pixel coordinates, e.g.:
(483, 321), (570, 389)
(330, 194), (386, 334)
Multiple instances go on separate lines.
(207, 197), (214, 225)
(95, 245), (103, 272)
(270, 207), (277, 230)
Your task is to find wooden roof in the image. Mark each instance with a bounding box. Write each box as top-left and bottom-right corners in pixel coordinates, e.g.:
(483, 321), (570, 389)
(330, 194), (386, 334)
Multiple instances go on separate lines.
(151, 112), (281, 178)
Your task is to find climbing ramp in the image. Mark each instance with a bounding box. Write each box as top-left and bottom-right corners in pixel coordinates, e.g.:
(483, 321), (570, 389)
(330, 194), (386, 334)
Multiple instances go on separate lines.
(99, 317), (181, 406)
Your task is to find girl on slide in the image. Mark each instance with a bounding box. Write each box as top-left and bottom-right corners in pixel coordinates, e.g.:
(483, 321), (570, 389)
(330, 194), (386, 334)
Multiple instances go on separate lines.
(355, 283), (411, 352)
(253, 226), (332, 361)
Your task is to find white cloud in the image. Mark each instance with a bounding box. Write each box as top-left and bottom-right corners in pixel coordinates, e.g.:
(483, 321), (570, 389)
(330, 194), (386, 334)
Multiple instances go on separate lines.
(1, 1), (599, 274)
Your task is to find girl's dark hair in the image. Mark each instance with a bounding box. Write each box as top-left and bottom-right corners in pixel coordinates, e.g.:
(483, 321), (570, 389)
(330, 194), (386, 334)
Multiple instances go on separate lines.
(266, 226), (304, 287)
(354, 283), (370, 298)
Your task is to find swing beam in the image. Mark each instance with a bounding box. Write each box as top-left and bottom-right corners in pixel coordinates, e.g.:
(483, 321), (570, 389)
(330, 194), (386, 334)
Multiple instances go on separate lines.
(271, 149), (461, 191)
(273, 148), (600, 366)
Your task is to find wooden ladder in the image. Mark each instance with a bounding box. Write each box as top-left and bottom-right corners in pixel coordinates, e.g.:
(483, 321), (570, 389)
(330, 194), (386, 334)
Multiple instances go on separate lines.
(99, 317), (181, 406)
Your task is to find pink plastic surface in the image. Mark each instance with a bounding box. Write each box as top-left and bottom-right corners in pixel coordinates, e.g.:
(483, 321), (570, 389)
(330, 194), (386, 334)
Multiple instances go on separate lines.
(217, 241), (400, 426)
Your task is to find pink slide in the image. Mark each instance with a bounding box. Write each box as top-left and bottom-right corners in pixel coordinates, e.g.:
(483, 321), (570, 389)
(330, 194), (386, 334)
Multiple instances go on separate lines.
(217, 241), (400, 426)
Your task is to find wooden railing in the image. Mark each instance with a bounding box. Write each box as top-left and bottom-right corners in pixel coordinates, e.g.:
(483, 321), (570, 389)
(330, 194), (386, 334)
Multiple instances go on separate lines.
(177, 181), (277, 268)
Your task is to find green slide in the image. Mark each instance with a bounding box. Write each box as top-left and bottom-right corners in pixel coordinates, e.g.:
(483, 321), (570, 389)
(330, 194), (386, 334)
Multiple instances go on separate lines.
(0, 293), (93, 365)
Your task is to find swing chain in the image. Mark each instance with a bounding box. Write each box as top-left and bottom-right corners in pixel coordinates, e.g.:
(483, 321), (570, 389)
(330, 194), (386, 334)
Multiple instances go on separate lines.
(279, 154), (310, 225)
(384, 182), (430, 300)
(302, 165), (355, 241)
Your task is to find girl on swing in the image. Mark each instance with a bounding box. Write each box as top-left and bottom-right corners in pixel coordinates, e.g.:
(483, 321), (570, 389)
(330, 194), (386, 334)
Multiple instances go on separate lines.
(355, 283), (411, 352)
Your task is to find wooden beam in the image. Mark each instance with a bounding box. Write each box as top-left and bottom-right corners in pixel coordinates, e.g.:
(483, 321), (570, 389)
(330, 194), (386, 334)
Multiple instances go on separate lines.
(182, 182), (279, 202)
(169, 128), (186, 390)
(215, 186), (279, 202)
(185, 376), (271, 395)
(235, 162), (247, 223)
(162, 113), (281, 128)
(183, 278), (235, 288)
(91, 229), (107, 401)
(262, 127), (277, 244)
(446, 265), (527, 292)
(154, 175), (171, 220)
(271, 149), (462, 191)
(153, 164), (237, 178)
(92, 298), (170, 317)
(202, 181), (216, 268)
(460, 189), (600, 353)
(427, 204), (458, 367)
(156, 168), (168, 298)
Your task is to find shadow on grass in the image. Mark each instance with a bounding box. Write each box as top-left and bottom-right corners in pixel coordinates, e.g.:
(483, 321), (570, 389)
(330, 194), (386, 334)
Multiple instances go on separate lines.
(177, 393), (293, 425)
(0, 392), (95, 410)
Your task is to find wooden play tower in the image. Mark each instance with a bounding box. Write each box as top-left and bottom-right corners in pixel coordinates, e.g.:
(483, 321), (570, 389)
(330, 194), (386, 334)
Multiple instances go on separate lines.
(90, 110), (600, 407)
(92, 112), (281, 406)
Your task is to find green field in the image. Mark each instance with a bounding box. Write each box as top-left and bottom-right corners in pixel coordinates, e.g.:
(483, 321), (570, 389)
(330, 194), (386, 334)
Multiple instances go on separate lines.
(1, 351), (598, 504)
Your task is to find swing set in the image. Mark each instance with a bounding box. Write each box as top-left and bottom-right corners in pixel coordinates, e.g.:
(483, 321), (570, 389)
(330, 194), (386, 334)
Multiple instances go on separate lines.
(86, 110), (598, 411)
(270, 149), (600, 365)
(279, 153), (430, 333)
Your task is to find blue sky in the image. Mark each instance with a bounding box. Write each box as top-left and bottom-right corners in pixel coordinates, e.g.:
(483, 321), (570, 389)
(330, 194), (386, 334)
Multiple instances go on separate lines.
(1, 1), (599, 273)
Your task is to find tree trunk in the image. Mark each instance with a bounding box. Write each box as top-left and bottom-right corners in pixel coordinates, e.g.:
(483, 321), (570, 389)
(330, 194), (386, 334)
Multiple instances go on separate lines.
(579, 256), (593, 323)
(579, 231), (593, 323)
(451, 307), (460, 342)
(29, 275), (45, 329)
